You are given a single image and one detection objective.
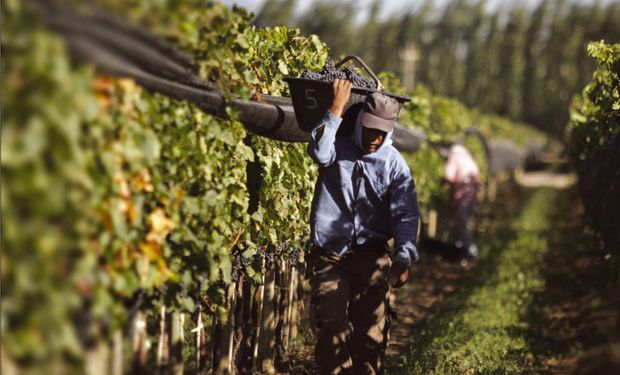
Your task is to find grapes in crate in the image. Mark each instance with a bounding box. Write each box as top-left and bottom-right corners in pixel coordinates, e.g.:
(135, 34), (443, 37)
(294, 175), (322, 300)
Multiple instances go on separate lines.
(301, 60), (378, 89)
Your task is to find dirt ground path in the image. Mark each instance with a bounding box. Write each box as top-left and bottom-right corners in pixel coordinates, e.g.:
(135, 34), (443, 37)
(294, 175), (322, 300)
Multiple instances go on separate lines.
(514, 169), (576, 189)
(384, 253), (469, 372)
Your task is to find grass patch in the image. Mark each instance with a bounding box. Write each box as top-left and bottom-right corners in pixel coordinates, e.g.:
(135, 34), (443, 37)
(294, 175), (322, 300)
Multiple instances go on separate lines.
(400, 188), (557, 374)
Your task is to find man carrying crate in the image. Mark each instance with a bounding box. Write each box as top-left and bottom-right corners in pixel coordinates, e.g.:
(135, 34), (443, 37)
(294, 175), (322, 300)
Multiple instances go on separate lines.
(306, 79), (420, 374)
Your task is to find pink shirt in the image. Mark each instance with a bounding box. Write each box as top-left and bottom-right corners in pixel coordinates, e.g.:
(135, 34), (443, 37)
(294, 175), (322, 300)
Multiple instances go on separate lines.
(444, 145), (480, 202)
(444, 145), (480, 183)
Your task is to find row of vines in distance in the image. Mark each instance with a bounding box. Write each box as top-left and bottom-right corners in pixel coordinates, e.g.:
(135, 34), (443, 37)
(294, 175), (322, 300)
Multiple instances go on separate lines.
(2, 0), (546, 372)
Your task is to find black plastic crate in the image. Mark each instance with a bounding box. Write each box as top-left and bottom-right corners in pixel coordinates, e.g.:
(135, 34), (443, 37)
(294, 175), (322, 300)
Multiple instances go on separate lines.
(284, 55), (410, 134)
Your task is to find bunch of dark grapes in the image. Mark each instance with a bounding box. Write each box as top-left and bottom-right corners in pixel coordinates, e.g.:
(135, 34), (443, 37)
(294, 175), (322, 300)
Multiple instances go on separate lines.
(278, 241), (297, 263)
(301, 60), (377, 89)
(279, 241), (289, 254)
(288, 247), (300, 264)
(264, 251), (275, 271)
(231, 255), (251, 282)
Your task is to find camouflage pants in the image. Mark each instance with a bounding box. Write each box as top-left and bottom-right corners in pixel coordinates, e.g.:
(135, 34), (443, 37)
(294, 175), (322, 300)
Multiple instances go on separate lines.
(308, 246), (391, 375)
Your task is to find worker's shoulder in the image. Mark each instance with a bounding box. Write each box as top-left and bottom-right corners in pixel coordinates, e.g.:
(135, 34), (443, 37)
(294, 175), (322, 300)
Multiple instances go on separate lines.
(384, 145), (409, 167)
(380, 146), (411, 178)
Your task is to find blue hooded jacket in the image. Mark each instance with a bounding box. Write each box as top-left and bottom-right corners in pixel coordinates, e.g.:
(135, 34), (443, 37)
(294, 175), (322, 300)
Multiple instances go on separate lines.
(307, 110), (420, 266)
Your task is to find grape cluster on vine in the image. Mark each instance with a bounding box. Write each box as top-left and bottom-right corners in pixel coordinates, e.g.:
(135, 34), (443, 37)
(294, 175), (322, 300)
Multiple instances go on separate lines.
(231, 255), (251, 282)
(264, 251), (276, 271)
(288, 247), (301, 264)
(301, 60), (378, 89)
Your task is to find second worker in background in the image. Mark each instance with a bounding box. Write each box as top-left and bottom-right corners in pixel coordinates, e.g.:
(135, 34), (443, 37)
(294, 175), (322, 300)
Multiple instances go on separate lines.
(306, 79), (420, 374)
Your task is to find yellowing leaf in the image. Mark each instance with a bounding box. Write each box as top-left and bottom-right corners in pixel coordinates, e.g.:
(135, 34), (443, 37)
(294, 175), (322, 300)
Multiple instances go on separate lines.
(117, 78), (137, 93)
(127, 200), (138, 224)
(113, 171), (131, 198)
(131, 170), (154, 192)
(146, 208), (176, 243)
(139, 241), (163, 262)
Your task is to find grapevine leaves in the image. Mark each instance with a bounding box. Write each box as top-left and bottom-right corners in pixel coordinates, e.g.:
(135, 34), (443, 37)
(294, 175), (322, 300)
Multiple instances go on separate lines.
(569, 41), (620, 159)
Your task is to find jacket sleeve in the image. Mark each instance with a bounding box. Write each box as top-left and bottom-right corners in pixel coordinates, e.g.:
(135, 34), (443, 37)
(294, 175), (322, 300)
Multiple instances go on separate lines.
(389, 159), (420, 267)
(307, 110), (341, 167)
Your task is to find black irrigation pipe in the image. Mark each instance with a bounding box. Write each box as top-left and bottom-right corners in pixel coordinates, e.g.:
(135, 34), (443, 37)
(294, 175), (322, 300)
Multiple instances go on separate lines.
(64, 34), (309, 142)
(487, 139), (526, 175)
(28, 0), (426, 151)
(31, 0), (210, 90)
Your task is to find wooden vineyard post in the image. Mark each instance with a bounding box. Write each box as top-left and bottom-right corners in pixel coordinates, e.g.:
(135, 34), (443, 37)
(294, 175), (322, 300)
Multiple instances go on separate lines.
(85, 337), (110, 375)
(85, 323), (110, 375)
(428, 209), (438, 238)
(226, 282), (237, 374)
(231, 276), (245, 374)
(257, 264), (277, 374)
(287, 260), (298, 347)
(296, 264), (308, 339)
(169, 311), (184, 375)
(132, 311), (148, 374)
(193, 305), (208, 375)
(275, 259), (290, 367)
(1, 346), (18, 375)
(112, 330), (123, 375)
(157, 306), (169, 375)
(213, 282), (237, 374)
(251, 274), (266, 371)
(239, 279), (255, 372)
(282, 260), (292, 350)
(211, 314), (221, 374)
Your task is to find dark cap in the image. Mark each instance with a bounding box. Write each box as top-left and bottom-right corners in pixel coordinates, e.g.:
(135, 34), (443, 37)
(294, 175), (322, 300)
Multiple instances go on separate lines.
(360, 92), (401, 132)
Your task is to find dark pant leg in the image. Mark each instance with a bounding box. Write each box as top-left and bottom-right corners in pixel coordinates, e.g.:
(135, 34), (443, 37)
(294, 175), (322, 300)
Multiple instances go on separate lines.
(310, 251), (354, 375)
(456, 200), (475, 249)
(348, 252), (391, 375)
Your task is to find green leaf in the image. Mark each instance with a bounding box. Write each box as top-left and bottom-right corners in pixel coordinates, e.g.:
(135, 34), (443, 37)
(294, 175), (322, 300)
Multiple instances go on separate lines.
(140, 130), (161, 162)
(236, 33), (249, 49)
(251, 210), (264, 222)
(278, 60), (289, 75)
